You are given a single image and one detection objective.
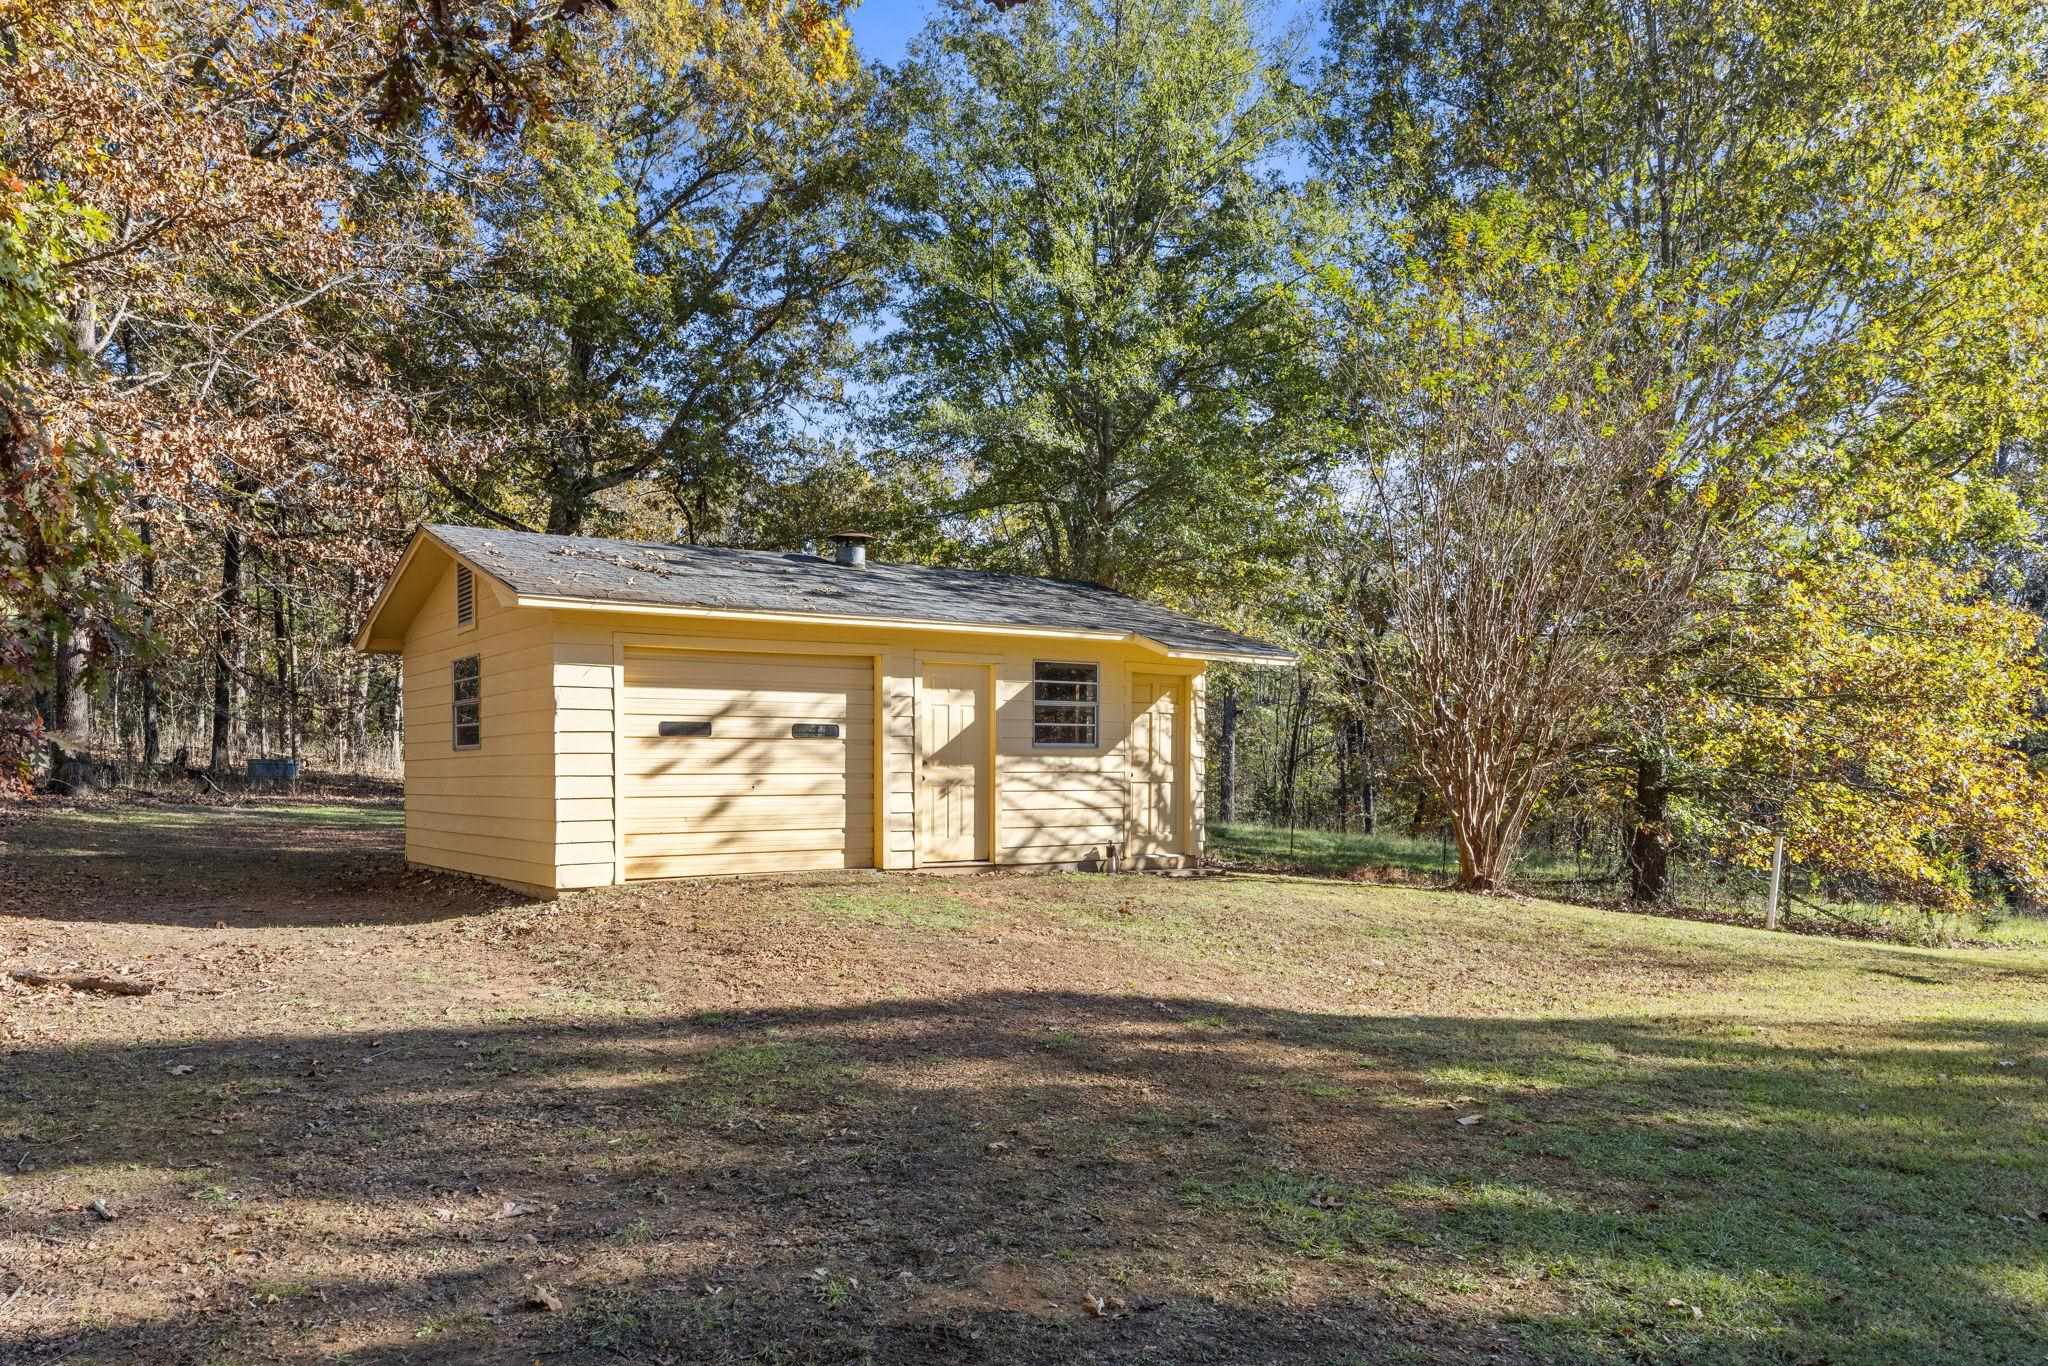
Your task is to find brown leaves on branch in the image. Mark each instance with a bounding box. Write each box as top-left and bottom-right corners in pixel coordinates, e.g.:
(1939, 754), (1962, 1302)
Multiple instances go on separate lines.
(2, 0), (454, 769)
(362, 0), (619, 137)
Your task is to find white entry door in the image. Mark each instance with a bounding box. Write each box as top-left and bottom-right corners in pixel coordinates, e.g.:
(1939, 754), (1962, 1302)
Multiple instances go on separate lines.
(1128, 672), (1183, 859)
(917, 663), (988, 863)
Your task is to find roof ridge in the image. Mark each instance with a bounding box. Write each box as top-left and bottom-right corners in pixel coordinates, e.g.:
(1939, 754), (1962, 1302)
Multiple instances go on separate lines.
(428, 523), (1140, 599)
(418, 522), (1292, 661)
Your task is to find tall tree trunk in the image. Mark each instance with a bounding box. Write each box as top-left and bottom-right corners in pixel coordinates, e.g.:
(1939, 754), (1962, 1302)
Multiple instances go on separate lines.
(1339, 715), (1373, 834)
(1627, 753), (1672, 902)
(139, 519), (159, 768)
(1358, 717), (1377, 835)
(272, 574), (290, 758)
(32, 619), (56, 729)
(1278, 669), (1310, 826)
(389, 659), (404, 768)
(1408, 784), (1433, 837)
(210, 526), (241, 774)
(546, 484), (587, 536)
(1216, 686), (1240, 826)
(253, 593), (271, 757)
(55, 621), (88, 737)
(1335, 718), (1353, 831)
(286, 589), (300, 762)
(348, 658), (370, 766)
(243, 550), (262, 755)
(140, 664), (160, 769)
(108, 656), (122, 758)
(344, 567), (369, 765)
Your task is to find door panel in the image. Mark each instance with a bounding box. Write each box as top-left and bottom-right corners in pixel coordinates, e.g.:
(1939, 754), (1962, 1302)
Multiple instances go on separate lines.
(918, 663), (988, 863)
(621, 649), (871, 878)
(1129, 673), (1182, 858)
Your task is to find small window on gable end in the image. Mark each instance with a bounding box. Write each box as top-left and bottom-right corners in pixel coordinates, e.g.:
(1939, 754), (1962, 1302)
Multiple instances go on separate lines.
(452, 655), (481, 750)
(455, 565), (475, 629)
(1033, 661), (1099, 747)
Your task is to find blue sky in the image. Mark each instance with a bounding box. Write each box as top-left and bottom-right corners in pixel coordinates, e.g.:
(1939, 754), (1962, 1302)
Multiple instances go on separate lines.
(845, 1), (931, 66)
(847, 0), (1323, 70)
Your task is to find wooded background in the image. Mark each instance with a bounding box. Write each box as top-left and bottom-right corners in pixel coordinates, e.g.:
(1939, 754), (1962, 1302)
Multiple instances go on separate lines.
(8, 0), (2048, 916)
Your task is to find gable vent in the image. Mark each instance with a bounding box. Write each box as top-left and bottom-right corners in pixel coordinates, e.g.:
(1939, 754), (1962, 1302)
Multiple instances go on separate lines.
(455, 565), (475, 627)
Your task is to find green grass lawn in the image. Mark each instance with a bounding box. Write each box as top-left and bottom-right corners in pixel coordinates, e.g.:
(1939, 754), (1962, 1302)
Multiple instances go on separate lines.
(5, 802), (2046, 1364)
(1212, 820), (1588, 881)
(1213, 821), (2048, 949)
(828, 872), (2048, 1366)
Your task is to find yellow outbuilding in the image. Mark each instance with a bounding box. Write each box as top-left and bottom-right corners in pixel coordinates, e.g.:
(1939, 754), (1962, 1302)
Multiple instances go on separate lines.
(354, 525), (1292, 896)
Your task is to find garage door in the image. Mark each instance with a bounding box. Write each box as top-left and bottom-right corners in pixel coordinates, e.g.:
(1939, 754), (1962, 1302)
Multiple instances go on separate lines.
(620, 649), (873, 879)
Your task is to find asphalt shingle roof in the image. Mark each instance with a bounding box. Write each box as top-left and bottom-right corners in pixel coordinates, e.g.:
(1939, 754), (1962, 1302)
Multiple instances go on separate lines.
(426, 524), (1291, 662)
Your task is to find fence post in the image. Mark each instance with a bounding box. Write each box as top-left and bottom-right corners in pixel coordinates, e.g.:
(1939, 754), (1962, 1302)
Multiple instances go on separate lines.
(1764, 832), (1786, 930)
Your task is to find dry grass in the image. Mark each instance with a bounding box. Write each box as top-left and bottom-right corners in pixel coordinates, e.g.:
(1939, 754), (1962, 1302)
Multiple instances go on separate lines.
(2, 800), (2044, 1364)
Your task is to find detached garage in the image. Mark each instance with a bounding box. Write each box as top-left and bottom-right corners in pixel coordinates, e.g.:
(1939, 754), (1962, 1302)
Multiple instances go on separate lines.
(353, 524), (1292, 897)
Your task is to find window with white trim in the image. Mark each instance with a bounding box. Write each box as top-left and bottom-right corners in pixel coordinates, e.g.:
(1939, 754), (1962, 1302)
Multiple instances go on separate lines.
(452, 655), (482, 749)
(455, 565), (476, 628)
(1032, 661), (1099, 747)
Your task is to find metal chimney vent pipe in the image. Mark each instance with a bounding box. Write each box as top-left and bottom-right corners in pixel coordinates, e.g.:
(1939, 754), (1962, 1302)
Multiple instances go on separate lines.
(829, 531), (872, 568)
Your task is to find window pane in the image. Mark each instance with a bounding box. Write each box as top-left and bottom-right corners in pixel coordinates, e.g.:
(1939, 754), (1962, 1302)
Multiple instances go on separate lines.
(1033, 662), (1098, 746)
(453, 656), (482, 749)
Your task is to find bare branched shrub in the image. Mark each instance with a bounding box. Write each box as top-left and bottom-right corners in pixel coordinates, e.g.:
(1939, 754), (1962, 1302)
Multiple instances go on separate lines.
(1343, 205), (1717, 889)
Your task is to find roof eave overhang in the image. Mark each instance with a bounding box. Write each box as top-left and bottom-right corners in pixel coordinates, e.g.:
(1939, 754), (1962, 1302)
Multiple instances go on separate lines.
(511, 593), (1296, 665)
(1160, 647), (1297, 667)
(353, 526), (513, 654)
(352, 529), (431, 654)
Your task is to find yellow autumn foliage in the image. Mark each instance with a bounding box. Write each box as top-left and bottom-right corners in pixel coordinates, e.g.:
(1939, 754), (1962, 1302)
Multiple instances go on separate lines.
(1678, 554), (2048, 909)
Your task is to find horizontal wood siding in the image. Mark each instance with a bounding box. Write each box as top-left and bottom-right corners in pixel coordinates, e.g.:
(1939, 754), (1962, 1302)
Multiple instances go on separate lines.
(538, 611), (1210, 881)
(1189, 671), (1207, 857)
(992, 653), (1130, 867)
(552, 634), (616, 890)
(402, 560), (559, 889)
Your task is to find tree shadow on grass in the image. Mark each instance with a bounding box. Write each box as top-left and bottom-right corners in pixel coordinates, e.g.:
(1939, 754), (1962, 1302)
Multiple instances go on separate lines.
(0, 802), (516, 929)
(2, 993), (2043, 1364)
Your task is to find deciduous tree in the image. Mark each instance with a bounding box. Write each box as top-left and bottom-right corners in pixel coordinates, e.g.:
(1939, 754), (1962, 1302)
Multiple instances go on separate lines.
(1323, 0), (2048, 899)
(0, 178), (134, 783)
(5, 0), (436, 770)
(879, 0), (1335, 598)
(1671, 554), (2048, 910)
(1339, 196), (1714, 890)
(393, 0), (886, 538)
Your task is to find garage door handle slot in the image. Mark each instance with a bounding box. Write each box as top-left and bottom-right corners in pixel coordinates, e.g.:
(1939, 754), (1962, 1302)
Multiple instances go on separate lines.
(792, 723), (841, 739)
(658, 721), (713, 737)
